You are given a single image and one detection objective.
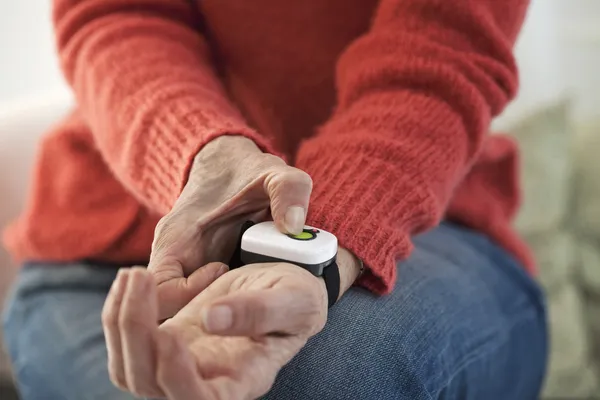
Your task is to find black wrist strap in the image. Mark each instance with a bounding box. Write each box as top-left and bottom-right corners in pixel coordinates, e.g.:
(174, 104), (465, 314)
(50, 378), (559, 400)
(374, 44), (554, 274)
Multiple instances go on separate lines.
(322, 261), (340, 308)
(228, 220), (255, 270)
(229, 221), (340, 308)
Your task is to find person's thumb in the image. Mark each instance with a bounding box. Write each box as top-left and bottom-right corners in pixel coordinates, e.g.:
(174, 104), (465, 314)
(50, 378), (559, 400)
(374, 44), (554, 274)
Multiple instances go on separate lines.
(264, 166), (313, 235)
(200, 286), (326, 337)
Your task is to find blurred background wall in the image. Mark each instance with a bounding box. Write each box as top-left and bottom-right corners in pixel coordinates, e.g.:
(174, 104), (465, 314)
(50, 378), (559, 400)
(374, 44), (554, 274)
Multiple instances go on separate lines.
(494, 0), (600, 127)
(0, 1), (70, 106)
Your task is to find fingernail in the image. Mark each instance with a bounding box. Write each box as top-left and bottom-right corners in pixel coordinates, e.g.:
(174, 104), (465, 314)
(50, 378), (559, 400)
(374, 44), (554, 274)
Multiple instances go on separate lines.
(285, 206), (305, 234)
(216, 264), (228, 277)
(111, 270), (126, 293)
(203, 305), (233, 332)
(116, 268), (128, 286)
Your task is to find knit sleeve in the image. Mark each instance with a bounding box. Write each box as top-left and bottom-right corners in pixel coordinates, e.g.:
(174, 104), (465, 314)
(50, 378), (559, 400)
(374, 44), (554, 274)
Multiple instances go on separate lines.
(295, 0), (530, 294)
(53, 0), (275, 214)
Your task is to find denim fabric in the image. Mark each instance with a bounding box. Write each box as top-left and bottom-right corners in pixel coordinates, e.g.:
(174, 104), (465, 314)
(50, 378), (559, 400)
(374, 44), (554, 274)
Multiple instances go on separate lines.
(2, 222), (548, 400)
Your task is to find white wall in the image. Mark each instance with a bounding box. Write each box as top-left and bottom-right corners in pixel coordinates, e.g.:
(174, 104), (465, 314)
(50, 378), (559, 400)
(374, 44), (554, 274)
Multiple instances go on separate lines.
(556, 0), (600, 123)
(495, 0), (600, 127)
(0, 1), (70, 107)
(498, 0), (566, 126)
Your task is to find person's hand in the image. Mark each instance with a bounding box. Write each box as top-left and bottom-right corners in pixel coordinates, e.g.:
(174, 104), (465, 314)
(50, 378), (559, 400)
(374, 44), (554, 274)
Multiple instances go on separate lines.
(149, 135), (313, 320)
(102, 263), (327, 400)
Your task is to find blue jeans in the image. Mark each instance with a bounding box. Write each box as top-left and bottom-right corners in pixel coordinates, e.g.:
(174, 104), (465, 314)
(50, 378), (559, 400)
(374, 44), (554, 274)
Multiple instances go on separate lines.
(2, 222), (548, 399)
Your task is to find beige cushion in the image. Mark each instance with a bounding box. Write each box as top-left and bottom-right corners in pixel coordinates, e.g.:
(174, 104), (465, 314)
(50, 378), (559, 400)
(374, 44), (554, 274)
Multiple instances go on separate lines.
(584, 299), (600, 361)
(577, 240), (600, 295)
(506, 100), (600, 397)
(527, 230), (575, 292)
(572, 124), (600, 396)
(542, 283), (599, 398)
(511, 101), (573, 235)
(573, 126), (600, 240)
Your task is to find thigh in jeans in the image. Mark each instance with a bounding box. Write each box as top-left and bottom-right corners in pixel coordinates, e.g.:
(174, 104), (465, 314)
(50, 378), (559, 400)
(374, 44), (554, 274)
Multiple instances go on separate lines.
(263, 222), (548, 400)
(2, 223), (549, 400)
(2, 263), (135, 400)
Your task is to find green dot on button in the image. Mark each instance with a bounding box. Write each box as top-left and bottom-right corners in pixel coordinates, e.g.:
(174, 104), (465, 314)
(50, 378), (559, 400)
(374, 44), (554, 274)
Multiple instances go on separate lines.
(289, 231), (316, 240)
(294, 231), (313, 240)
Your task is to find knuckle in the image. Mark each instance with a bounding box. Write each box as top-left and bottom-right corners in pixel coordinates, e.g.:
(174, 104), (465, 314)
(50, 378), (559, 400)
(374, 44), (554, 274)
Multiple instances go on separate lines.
(118, 310), (145, 332)
(264, 167), (313, 200)
(153, 211), (190, 239)
(101, 307), (118, 329)
(153, 217), (169, 237)
(292, 167), (313, 187)
(130, 265), (148, 275)
(284, 169), (313, 194)
(151, 211), (204, 255)
(152, 217), (174, 246)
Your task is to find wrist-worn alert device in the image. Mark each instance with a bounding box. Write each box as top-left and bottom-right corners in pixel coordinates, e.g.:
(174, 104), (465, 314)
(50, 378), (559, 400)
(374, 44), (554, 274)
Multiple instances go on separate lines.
(229, 221), (340, 308)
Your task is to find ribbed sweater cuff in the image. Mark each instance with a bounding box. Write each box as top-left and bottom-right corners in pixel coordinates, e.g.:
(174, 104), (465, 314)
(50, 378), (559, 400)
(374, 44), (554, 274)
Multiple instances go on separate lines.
(297, 141), (434, 294)
(135, 101), (279, 214)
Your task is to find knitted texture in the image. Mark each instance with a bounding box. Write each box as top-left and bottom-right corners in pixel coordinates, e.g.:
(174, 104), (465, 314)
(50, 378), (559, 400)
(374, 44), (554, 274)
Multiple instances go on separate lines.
(4, 0), (534, 294)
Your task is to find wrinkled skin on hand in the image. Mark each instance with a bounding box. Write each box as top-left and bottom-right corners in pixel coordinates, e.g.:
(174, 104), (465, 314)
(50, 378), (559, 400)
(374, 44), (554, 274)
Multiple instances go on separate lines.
(102, 263), (328, 400)
(148, 136), (313, 319)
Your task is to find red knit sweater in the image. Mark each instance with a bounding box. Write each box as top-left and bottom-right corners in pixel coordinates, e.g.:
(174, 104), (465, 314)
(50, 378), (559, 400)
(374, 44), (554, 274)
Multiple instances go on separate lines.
(3, 0), (535, 294)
